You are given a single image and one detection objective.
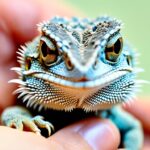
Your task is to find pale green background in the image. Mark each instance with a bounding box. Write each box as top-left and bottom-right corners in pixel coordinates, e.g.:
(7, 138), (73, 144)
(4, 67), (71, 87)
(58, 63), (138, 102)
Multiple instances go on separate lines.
(65, 0), (150, 95)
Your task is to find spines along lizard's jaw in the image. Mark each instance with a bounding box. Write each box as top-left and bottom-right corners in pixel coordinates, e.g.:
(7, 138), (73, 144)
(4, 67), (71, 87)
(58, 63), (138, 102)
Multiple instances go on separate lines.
(9, 66), (139, 112)
(9, 74), (138, 112)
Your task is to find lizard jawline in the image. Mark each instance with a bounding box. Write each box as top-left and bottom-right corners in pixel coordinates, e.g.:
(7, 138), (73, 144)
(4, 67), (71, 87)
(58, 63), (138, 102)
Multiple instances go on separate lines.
(32, 70), (131, 89)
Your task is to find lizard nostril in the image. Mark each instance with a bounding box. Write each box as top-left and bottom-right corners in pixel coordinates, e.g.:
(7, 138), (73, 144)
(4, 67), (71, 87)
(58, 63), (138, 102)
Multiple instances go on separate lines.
(66, 58), (74, 70)
(63, 53), (74, 71)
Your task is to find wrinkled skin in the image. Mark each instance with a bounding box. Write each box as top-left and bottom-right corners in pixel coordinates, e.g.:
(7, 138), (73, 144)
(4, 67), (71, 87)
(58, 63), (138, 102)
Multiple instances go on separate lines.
(0, 0), (149, 150)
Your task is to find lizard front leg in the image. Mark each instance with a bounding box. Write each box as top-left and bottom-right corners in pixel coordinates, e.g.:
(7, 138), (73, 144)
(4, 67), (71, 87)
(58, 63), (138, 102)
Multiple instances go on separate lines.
(1, 106), (54, 136)
(99, 106), (143, 150)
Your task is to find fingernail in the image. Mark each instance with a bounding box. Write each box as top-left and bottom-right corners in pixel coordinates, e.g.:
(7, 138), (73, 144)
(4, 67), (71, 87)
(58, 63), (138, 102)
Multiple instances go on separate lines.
(77, 118), (118, 150)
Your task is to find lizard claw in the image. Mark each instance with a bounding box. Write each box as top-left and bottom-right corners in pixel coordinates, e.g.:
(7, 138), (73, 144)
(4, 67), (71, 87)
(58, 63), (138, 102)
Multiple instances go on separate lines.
(32, 115), (54, 136)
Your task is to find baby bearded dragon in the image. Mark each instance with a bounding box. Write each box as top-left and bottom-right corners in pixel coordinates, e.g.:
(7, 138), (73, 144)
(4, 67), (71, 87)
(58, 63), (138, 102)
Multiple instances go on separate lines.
(1, 16), (143, 149)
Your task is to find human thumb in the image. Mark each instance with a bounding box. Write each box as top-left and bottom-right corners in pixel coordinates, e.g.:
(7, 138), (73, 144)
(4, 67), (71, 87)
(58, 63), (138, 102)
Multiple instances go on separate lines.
(48, 118), (120, 150)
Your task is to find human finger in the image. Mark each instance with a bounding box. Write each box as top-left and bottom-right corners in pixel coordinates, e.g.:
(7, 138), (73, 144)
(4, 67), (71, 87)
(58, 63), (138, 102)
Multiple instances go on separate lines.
(49, 118), (120, 150)
(0, 0), (79, 44)
(0, 118), (120, 150)
(123, 98), (150, 133)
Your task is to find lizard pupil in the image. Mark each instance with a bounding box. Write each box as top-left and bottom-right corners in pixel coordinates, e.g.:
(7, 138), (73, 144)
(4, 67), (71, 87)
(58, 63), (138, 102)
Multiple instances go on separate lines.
(114, 38), (122, 54)
(41, 42), (49, 57)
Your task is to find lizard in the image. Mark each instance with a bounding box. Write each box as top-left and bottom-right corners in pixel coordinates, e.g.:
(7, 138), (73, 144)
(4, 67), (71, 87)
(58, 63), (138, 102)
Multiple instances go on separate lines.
(0, 16), (143, 149)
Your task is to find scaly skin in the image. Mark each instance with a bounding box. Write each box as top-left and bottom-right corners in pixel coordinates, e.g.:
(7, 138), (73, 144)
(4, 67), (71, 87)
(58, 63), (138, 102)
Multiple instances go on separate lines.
(1, 16), (143, 149)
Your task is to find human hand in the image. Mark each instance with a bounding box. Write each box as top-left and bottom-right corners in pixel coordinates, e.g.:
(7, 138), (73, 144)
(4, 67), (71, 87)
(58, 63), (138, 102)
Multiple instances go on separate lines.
(124, 98), (150, 150)
(0, 118), (120, 150)
(0, 0), (120, 150)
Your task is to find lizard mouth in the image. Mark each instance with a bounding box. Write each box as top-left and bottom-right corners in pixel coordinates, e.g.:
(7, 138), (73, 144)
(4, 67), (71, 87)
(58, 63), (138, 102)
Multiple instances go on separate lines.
(23, 67), (133, 89)
(9, 66), (136, 111)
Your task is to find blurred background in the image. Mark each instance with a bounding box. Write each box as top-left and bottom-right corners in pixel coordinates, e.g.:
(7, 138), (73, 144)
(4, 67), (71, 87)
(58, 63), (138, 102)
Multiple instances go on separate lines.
(65, 0), (150, 96)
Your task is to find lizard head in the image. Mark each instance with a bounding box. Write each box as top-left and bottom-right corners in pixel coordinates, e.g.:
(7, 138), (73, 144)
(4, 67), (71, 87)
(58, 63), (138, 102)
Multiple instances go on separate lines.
(11, 16), (139, 111)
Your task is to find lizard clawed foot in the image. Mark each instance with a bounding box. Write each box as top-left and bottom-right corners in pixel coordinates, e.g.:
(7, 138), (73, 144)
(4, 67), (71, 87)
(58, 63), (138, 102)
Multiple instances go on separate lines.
(2, 113), (54, 136)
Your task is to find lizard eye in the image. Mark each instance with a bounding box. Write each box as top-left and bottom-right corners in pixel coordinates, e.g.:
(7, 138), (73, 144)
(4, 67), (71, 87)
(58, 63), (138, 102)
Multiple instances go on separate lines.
(105, 36), (123, 62)
(40, 37), (58, 66)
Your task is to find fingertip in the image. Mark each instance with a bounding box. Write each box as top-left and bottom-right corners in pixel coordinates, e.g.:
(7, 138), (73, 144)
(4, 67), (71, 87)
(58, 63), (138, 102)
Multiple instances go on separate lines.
(0, 62), (17, 112)
(50, 118), (120, 150)
(0, 126), (50, 150)
(0, 0), (80, 44)
(0, 31), (16, 64)
(123, 98), (150, 132)
(0, 0), (40, 43)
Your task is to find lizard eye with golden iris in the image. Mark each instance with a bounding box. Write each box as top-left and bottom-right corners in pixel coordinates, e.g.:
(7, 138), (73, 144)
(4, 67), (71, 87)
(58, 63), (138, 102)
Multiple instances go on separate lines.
(25, 57), (31, 70)
(40, 38), (58, 66)
(105, 37), (123, 62)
